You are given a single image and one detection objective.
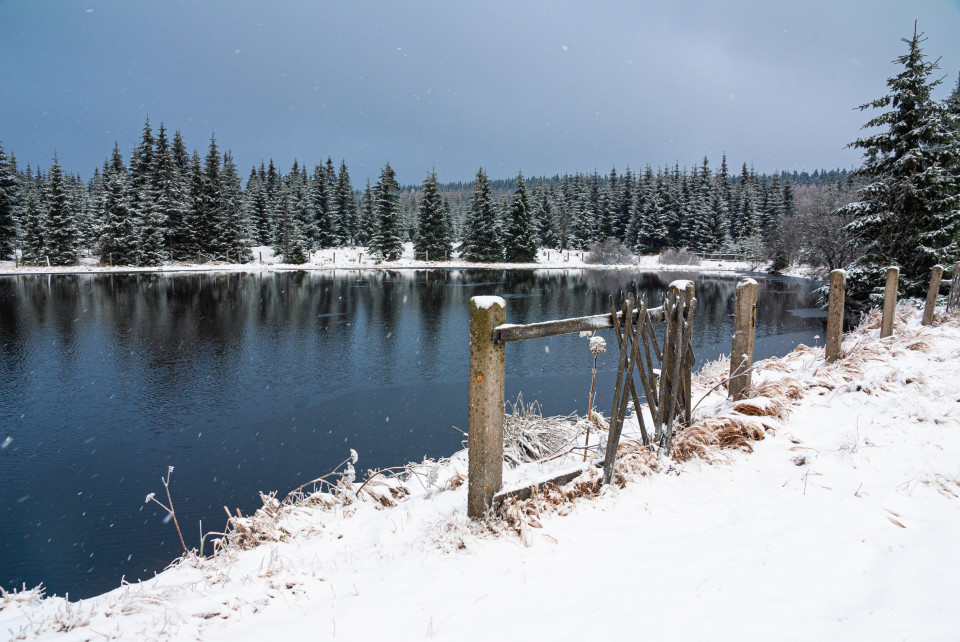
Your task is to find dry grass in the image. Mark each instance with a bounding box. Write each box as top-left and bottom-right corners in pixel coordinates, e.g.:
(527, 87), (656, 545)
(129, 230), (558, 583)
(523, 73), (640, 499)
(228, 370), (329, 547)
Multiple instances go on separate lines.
(492, 440), (658, 543)
(503, 394), (582, 467)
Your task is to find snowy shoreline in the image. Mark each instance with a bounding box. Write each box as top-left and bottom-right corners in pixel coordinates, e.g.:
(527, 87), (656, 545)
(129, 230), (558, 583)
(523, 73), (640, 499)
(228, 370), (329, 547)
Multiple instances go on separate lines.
(0, 244), (783, 277)
(3, 303), (958, 640)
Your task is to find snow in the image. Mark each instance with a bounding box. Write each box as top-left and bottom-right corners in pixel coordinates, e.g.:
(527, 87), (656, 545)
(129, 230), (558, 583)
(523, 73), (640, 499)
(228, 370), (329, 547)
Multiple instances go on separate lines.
(736, 276), (759, 291)
(0, 244), (761, 276)
(4, 304), (960, 640)
(471, 296), (505, 310)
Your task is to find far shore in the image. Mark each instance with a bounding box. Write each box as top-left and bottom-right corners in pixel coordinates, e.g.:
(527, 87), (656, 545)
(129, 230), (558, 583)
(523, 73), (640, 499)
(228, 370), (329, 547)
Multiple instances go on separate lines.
(0, 244), (814, 278)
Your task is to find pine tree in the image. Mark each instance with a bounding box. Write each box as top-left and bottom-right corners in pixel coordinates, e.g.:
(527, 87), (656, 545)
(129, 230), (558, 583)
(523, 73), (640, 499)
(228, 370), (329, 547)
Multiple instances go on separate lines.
(0, 143), (20, 258)
(272, 187), (308, 263)
(533, 181), (558, 248)
(370, 163), (403, 259)
(461, 168), (501, 261)
(840, 25), (960, 308)
(357, 180), (375, 246)
(42, 155), (78, 265)
(311, 164), (336, 248)
(220, 152), (251, 261)
(413, 171), (452, 259)
(335, 160), (357, 244)
(20, 190), (45, 265)
(152, 124), (189, 260)
(503, 172), (538, 262)
(195, 135), (222, 257)
(98, 144), (138, 265)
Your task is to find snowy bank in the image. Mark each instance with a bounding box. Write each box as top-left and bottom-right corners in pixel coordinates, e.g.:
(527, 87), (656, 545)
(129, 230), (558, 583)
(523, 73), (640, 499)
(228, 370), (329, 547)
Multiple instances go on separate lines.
(3, 305), (959, 641)
(0, 244), (758, 276)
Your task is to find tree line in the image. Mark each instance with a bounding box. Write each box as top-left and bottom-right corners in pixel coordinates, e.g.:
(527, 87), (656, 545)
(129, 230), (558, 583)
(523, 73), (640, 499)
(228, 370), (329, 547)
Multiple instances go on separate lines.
(0, 24), (956, 312)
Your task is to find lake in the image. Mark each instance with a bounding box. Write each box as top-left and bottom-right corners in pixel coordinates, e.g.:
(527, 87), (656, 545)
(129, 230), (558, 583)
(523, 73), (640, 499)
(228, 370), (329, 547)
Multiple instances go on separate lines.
(0, 268), (825, 598)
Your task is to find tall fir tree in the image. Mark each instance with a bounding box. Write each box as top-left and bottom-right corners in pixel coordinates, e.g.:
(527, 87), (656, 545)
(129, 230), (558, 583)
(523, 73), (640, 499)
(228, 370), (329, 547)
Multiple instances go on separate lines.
(42, 155), (78, 265)
(461, 168), (501, 261)
(272, 187), (308, 263)
(152, 123), (189, 260)
(503, 172), (538, 262)
(413, 171), (452, 259)
(335, 160), (357, 244)
(98, 143), (138, 265)
(839, 25), (960, 308)
(20, 190), (45, 265)
(370, 163), (403, 259)
(357, 180), (375, 246)
(0, 143), (19, 258)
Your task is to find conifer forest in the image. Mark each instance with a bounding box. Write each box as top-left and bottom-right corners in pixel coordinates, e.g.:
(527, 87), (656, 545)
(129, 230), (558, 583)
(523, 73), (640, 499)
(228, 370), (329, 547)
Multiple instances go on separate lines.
(0, 29), (958, 310)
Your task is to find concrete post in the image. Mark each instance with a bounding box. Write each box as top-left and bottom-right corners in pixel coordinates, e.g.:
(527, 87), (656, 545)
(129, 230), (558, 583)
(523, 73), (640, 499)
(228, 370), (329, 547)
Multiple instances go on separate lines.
(922, 265), (944, 326)
(468, 296), (506, 519)
(825, 269), (846, 363)
(728, 278), (758, 400)
(881, 266), (900, 338)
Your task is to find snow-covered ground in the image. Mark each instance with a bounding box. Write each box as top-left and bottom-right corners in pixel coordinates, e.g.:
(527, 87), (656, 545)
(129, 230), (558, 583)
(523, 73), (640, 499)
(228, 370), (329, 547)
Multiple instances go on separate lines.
(3, 304), (959, 641)
(0, 244), (757, 276)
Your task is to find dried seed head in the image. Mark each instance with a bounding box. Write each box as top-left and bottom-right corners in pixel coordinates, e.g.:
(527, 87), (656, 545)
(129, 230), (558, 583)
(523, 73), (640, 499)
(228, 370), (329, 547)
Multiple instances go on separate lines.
(589, 336), (607, 356)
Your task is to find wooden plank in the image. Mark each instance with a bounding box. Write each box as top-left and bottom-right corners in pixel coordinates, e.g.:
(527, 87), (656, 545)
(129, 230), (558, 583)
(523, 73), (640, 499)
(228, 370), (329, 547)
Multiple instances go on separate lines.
(610, 295), (650, 447)
(494, 306), (664, 343)
(492, 460), (605, 507)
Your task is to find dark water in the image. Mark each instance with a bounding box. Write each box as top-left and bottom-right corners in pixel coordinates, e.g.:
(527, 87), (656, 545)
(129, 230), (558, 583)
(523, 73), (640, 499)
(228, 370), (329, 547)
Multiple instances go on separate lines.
(0, 269), (824, 598)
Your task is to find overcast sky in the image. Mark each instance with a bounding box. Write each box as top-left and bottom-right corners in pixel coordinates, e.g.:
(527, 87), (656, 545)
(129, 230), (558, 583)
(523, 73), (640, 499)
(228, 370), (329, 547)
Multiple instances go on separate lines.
(2, 0), (960, 185)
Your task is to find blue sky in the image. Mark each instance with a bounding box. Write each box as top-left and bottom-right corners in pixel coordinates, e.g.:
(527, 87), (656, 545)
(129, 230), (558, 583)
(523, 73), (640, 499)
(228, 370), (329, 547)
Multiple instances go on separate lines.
(2, 0), (960, 185)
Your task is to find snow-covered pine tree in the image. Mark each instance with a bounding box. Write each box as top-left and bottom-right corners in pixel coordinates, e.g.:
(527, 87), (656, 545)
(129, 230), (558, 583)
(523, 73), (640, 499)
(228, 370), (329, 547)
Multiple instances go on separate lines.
(152, 124), (189, 260)
(839, 25), (960, 308)
(533, 181), (558, 248)
(20, 190), (45, 265)
(503, 172), (538, 262)
(336, 160), (357, 245)
(272, 187), (308, 263)
(311, 164), (336, 248)
(413, 170), (452, 259)
(182, 151), (204, 259)
(460, 168), (501, 261)
(220, 152), (252, 261)
(356, 180), (375, 246)
(617, 168), (634, 243)
(706, 166), (731, 251)
(370, 163), (403, 259)
(194, 135), (223, 258)
(98, 144), (138, 265)
(0, 143), (20, 259)
(42, 155), (78, 265)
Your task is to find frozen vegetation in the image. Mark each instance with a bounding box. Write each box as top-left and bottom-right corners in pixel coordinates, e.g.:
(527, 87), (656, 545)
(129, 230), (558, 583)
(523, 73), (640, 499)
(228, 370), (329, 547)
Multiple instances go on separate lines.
(3, 303), (959, 640)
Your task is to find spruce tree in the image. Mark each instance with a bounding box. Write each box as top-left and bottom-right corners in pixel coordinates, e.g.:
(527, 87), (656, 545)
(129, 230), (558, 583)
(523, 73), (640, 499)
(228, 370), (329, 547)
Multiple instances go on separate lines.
(461, 168), (501, 261)
(839, 25), (960, 308)
(20, 190), (45, 265)
(370, 163), (403, 259)
(413, 171), (452, 259)
(272, 187), (308, 263)
(357, 180), (375, 246)
(533, 182), (558, 248)
(98, 144), (138, 265)
(220, 152), (251, 261)
(311, 164), (336, 248)
(503, 172), (538, 262)
(152, 124), (189, 260)
(335, 160), (357, 244)
(42, 155), (78, 265)
(0, 143), (19, 259)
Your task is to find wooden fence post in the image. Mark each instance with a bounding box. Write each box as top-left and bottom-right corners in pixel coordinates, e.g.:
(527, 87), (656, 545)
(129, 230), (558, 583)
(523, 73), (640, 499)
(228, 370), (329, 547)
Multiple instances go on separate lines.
(825, 269), (846, 363)
(468, 296), (506, 519)
(922, 265), (944, 326)
(948, 262), (960, 313)
(728, 278), (758, 400)
(881, 266), (899, 338)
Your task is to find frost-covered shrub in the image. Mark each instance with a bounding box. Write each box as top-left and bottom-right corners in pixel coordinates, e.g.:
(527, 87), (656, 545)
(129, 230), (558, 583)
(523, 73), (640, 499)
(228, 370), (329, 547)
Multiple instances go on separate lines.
(658, 248), (701, 265)
(584, 239), (636, 265)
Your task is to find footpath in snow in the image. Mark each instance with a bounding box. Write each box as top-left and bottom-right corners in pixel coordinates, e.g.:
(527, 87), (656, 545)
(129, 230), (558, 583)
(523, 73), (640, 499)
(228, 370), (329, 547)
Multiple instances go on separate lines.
(2, 305), (958, 641)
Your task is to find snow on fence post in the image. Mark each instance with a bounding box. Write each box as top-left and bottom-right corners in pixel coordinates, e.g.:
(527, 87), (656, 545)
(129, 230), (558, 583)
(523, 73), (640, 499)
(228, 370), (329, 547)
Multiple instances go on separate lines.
(468, 296), (506, 519)
(881, 266), (900, 338)
(728, 278), (758, 400)
(923, 265), (945, 326)
(825, 269), (846, 363)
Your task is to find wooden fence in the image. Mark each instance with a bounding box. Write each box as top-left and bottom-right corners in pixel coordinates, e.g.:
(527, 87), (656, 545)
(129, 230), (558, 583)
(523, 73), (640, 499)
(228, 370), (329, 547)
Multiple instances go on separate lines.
(466, 261), (960, 519)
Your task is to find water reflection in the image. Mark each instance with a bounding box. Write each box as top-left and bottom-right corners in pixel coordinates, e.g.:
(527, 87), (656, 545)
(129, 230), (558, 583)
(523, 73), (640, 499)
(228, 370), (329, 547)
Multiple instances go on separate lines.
(0, 269), (823, 599)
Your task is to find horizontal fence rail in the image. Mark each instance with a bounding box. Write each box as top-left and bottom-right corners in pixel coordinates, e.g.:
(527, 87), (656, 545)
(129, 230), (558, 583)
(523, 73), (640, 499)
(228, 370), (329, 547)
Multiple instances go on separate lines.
(493, 306), (666, 344)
